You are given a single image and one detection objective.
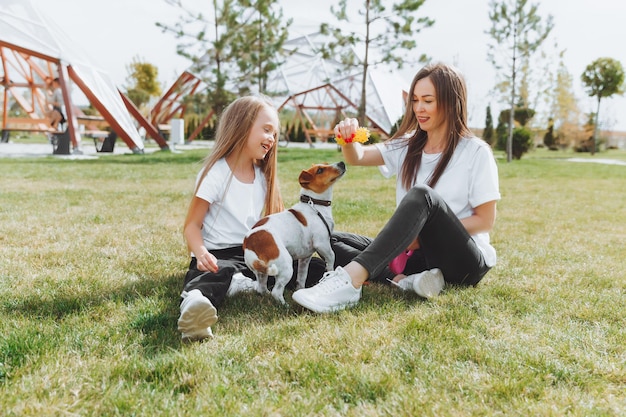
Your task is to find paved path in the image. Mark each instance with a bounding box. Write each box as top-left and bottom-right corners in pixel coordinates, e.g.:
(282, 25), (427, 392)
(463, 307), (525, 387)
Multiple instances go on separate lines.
(567, 157), (626, 166)
(0, 139), (338, 159)
(4, 141), (623, 166)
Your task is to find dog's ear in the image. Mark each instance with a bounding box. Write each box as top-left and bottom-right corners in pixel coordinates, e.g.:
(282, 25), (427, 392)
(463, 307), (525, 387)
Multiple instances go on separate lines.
(299, 170), (313, 186)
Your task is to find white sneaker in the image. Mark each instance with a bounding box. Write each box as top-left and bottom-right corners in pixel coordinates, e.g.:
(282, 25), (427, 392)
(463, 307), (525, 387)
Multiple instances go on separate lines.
(227, 272), (257, 297)
(177, 289), (218, 342)
(387, 276), (414, 291)
(410, 268), (444, 299)
(292, 266), (361, 313)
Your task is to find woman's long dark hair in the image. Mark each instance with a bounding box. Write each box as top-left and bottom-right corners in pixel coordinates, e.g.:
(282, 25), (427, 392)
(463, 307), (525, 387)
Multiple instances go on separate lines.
(392, 63), (472, 190)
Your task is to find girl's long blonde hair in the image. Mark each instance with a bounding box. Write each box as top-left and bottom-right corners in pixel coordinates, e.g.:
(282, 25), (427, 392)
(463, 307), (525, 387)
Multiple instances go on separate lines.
(392, 62), (472, 190)
(187, 95), (284, 224)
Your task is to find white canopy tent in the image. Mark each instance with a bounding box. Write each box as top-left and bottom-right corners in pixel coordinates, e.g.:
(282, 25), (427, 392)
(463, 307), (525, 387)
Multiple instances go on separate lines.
(268, 31), (408, 141)
(0, 0), (167, 152)
(152, 30), (409, 144)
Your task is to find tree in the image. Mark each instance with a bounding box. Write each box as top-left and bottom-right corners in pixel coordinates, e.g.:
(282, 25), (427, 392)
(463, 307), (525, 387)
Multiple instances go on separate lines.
(511, 126), (533, 159)
(483, 105), (495, 146)
(486, 0), (553, 162)
(580, 57), (625, 155)
(124, 56), (162, 112)
(495, 108), (535, 158)
(158, 0), (290, 116)
(231, 0), (291, 93)
(513, 106), (535, 127)
(543, 117), (556, 149)
(547, 51), (582, 148)
(495, 112), (507, 150)
(320, 0), (434, 125)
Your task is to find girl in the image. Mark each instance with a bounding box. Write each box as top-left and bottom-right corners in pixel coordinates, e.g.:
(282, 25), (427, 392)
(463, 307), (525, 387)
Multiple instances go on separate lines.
(177, 95), (284, 342)
(292, 62), (501, 313)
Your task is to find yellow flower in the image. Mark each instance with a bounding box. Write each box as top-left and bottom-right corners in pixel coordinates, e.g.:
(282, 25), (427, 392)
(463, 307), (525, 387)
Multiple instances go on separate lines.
(335, 127), (370, 146)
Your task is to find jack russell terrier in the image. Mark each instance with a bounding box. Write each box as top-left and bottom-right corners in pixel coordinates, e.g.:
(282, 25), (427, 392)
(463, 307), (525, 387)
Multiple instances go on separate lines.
(242, 161), (346, 305)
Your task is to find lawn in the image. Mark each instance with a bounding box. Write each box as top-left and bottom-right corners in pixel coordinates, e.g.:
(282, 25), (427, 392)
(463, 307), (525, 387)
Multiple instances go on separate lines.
(1, 144), (624, 416)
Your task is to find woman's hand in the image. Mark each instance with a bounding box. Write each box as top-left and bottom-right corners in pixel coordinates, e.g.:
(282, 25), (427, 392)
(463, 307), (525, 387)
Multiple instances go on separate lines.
(334, 118), (360, 140)
(333, 118), (384, 166)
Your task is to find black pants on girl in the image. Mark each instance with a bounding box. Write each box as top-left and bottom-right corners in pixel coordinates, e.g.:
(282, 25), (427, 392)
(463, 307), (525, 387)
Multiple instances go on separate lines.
(331, 184), (491, 286)
(182, 246), (327, 308)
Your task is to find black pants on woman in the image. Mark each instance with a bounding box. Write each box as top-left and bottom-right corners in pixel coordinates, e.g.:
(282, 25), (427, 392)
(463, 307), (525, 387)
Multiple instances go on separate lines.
(331, 184), (491, 286)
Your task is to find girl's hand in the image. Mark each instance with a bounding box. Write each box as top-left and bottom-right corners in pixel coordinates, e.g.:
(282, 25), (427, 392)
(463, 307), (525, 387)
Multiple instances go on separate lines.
(196, 248), (218, 272)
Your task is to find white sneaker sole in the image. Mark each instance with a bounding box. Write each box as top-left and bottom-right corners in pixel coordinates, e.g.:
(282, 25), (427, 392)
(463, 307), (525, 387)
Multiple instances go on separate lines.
(178, 297), (218, 341)
(181, 327), (214, 342)
(292, 291), (360, 314)
(387, 277), (413, 291)
(413, 269), (444, 299)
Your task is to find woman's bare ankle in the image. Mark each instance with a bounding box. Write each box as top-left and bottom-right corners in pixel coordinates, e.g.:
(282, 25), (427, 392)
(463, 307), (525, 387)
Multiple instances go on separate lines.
(343, 262), (369, 288)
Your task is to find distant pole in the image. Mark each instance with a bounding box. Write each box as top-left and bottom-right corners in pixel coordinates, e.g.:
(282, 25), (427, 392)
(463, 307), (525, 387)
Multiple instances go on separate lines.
(506, 11), (518, 163)
(507, 67), (515, 163)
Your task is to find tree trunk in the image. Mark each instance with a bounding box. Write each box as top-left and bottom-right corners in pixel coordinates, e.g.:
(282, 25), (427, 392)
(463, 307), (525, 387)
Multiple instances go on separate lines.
(358, 0), (371, 126)
(507, 8), (519, 163)
(592, 96), (601, 155)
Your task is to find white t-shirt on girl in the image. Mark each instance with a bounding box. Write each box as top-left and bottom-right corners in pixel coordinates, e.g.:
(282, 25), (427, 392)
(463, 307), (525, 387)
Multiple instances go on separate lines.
(194, 158), (266, 251)
(375, 136), (501, 267)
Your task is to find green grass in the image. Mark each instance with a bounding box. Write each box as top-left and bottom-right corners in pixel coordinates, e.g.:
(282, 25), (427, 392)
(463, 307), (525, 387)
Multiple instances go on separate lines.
(1, 145), (625, 416)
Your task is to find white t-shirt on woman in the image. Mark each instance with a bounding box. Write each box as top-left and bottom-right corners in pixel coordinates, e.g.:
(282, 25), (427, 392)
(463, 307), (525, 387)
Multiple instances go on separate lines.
(375, 136), (501, 267)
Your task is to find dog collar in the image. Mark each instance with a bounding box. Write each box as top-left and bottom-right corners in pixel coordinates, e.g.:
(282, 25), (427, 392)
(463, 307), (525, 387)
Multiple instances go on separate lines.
(300, 195), (331, 206)
(298, 195), (333, 239)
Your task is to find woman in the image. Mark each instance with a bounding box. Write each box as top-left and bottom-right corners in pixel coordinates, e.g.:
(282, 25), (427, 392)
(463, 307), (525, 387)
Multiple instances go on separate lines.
(292, 62), (501, 313)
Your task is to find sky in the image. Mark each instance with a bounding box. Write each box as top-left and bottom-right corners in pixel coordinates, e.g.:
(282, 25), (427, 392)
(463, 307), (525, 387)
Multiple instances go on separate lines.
(29, 0), (626, 131)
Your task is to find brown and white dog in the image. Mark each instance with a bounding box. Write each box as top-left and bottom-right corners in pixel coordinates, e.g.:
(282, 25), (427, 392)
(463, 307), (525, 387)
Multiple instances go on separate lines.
(242, 161), (346, 305)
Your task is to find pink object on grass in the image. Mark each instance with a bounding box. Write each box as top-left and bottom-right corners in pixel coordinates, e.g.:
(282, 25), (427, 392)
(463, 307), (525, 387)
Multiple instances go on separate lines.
(388, 250), (414, 275)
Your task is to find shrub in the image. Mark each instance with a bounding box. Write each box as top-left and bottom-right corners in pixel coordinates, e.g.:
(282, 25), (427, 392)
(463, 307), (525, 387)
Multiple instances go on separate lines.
(511, 126), (534, 159)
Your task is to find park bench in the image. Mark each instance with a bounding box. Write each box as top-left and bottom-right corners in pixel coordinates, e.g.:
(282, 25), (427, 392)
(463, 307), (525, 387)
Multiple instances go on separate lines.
(77, 115), (116, 152)
(1, 117), (50, 142)
(83, 130), (117, 152)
